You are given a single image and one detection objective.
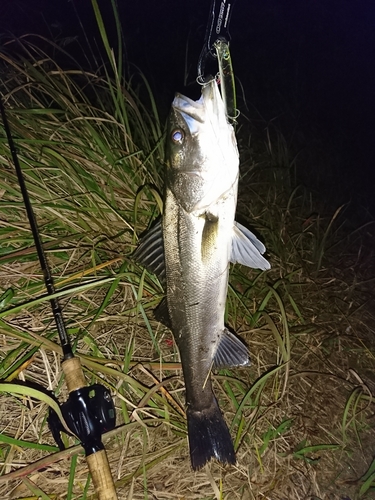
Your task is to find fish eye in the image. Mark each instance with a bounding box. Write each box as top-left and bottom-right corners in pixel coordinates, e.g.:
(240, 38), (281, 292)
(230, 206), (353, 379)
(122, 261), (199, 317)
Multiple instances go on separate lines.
(171, 128), (184, 144)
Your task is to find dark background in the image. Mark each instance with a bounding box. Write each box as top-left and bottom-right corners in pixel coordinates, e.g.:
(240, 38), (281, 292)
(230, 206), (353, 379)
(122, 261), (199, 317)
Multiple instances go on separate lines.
(1, 0), (374, 213)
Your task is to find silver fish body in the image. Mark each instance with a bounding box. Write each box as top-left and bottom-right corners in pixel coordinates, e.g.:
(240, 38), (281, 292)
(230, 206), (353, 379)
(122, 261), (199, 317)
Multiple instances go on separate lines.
(134, 79), (270, 469)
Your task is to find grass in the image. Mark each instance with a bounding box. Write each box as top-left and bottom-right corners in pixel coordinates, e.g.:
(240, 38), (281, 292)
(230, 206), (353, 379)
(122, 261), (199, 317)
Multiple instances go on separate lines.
(0, 1), (375, 499)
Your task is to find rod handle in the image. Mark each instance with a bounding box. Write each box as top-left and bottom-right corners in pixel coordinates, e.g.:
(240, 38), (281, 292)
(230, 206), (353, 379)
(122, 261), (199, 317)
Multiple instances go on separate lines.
(86, 449), (118, 500)
(61, 357), (118, 498)
(62, 356), (86, 392)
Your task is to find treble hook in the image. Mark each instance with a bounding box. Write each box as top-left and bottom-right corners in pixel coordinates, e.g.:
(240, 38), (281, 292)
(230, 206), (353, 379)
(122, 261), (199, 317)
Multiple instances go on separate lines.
(197, 0), (237, 84)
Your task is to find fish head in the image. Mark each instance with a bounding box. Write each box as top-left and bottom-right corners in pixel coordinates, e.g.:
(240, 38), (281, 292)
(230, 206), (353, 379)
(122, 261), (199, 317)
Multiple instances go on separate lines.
(166, 79), (239, 213)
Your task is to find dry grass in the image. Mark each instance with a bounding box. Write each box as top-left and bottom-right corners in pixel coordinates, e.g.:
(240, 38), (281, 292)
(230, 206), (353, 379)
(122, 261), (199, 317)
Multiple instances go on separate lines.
(1, 206), (375, 500)
(1, 6), (375, 499)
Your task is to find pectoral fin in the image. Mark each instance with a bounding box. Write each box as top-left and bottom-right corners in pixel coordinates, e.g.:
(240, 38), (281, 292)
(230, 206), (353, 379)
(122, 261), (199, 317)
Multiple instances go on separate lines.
(231, 222), (271, 270)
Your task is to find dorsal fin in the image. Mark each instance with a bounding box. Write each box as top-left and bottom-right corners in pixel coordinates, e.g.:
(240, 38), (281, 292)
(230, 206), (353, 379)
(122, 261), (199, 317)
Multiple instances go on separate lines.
(133, 219), (166, 283)
(154, 297), (172, 329)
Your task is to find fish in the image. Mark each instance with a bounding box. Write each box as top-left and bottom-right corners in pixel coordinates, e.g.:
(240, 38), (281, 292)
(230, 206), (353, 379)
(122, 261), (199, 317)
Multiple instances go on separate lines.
(133, 78), (270, 470)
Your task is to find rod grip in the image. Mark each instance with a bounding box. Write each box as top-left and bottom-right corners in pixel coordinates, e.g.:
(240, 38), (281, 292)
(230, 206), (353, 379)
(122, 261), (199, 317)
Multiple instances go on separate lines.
(62, 357), (118, 498)
(86, 449), (118, 500)
(61, 356), (87, 392)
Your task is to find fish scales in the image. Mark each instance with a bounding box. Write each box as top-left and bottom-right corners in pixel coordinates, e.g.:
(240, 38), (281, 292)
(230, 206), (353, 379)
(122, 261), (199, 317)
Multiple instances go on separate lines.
(163, 189), (233, 409)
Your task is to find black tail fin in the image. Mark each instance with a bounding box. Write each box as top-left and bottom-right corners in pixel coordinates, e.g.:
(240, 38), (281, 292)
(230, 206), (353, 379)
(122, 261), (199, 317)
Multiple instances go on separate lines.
(187, 398), (236, 470)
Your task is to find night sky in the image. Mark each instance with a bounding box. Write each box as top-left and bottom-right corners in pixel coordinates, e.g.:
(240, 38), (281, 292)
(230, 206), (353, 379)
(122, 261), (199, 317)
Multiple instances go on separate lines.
(1, 0), (374, 213)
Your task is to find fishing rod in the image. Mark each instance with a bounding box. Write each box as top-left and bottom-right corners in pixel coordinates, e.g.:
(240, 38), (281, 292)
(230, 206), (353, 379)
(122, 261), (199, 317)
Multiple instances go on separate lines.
(0, 99), (118, 500)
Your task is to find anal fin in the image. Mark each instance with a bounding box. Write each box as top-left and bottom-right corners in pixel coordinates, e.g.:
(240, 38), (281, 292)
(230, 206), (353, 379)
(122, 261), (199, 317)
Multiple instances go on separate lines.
(213, 328), (250, 370)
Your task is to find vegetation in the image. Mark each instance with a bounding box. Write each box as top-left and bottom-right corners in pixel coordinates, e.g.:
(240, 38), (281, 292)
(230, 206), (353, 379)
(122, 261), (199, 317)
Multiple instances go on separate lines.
(0, 1), (374, 499)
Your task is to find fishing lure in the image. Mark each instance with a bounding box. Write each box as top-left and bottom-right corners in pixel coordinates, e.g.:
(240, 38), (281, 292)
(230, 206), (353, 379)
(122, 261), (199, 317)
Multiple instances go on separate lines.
(197, 0), (238, 125)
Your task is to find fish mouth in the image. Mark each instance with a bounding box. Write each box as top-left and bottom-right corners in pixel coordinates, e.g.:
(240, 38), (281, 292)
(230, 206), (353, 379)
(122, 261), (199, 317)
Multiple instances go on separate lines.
(171, 79), (224, 134)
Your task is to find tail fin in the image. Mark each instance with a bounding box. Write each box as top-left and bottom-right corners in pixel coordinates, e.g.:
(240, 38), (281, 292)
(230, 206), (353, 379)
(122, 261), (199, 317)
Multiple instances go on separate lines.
(187, 398), (236, 470)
